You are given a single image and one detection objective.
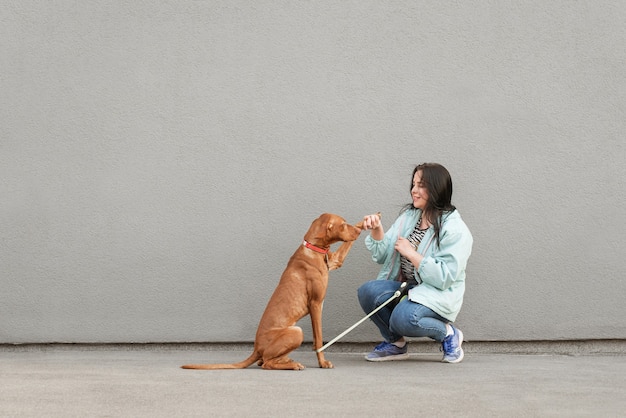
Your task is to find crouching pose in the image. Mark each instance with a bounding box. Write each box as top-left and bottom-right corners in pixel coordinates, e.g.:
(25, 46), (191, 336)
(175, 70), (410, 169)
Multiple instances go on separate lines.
(358, 163), (473, 364)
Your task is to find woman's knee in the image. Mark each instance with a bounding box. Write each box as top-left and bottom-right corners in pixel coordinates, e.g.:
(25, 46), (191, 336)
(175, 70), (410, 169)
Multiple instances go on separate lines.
(357, 280), (377, 298)
(357, 281), (378, 310)
(357, 280), (399, 310)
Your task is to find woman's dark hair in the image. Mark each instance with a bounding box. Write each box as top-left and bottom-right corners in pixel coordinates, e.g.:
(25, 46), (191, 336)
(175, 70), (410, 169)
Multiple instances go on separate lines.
(404, 163), (456, 246)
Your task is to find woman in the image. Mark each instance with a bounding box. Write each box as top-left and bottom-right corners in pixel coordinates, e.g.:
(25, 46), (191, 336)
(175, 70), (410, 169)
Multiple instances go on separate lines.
(358, 163), (473, 363)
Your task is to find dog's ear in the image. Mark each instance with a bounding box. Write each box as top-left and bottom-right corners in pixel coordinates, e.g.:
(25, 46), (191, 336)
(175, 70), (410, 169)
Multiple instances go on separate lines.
(326, 214), (345, 233)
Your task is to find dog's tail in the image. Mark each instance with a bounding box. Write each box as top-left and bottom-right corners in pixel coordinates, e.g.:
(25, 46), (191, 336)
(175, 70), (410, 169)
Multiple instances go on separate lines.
(181, 352), (260, 370)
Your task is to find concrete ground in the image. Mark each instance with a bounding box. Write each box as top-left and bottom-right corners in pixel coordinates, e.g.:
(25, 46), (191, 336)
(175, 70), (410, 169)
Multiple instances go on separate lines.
(1, 344), (625, 417)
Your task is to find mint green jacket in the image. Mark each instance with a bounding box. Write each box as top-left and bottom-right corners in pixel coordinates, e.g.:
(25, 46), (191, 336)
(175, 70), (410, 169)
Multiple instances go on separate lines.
(364, 208), (473, 321)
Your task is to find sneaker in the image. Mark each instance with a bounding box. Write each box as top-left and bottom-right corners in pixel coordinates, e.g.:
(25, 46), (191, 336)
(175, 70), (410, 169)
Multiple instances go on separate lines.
(365, 341), (409, 362)
(441, 326), (464, 363)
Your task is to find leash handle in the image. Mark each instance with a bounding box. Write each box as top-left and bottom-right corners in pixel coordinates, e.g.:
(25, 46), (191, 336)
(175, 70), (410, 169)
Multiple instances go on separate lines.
(316, 282), (407, 353)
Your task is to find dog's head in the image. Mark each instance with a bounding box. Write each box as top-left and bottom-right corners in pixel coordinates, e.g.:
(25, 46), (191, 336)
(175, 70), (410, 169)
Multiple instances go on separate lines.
(304, 213), (362, 247)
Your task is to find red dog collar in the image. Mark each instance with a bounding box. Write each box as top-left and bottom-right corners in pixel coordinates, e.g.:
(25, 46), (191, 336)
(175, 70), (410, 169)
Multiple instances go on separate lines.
(302, 240), (329, 254)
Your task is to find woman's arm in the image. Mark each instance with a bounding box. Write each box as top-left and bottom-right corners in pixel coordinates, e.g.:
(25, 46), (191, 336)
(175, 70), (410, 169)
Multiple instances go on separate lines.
(417, 229), (473, 290)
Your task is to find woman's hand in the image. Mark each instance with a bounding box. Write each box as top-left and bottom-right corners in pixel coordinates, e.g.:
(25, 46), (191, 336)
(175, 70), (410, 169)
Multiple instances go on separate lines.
(361, 213), (382, 231)
(395, 237), (424, 267)
(362, 213), (384, 240)
(394, 237), (415, 257)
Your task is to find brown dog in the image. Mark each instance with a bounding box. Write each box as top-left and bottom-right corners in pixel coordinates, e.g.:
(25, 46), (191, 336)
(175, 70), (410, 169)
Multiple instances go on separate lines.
(181, 213), (362, 370)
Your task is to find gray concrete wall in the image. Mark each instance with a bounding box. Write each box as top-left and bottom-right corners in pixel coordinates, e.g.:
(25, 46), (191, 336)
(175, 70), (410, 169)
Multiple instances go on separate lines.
(2, 1), (625, 344)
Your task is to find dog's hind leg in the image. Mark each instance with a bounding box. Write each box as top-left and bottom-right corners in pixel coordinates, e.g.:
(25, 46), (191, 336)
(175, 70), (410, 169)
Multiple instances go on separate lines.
(259, 326), (305, 370)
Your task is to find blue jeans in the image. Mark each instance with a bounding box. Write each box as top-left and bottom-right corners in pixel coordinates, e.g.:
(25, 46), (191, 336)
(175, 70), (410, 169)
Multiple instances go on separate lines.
(357, 280), (449, 343)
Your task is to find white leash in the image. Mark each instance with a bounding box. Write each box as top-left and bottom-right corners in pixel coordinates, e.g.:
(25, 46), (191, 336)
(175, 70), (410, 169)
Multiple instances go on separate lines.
(316, 282), (407, 353)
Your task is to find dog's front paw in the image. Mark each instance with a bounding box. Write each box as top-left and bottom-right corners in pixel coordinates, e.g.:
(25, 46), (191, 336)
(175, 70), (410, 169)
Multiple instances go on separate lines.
(319, 359), (334, 369)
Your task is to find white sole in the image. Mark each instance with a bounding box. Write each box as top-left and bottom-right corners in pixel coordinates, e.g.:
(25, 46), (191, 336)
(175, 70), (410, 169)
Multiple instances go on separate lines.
(365, 352), (410, 362)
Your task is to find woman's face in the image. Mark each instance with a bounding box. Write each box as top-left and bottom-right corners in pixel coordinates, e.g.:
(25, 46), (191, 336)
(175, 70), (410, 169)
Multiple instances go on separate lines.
(411, 170), (429, 210)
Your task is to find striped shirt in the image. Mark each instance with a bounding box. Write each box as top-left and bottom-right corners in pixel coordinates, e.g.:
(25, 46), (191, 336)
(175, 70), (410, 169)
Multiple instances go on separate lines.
(400, 218), (428, 284)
